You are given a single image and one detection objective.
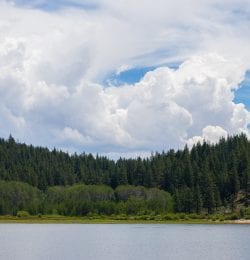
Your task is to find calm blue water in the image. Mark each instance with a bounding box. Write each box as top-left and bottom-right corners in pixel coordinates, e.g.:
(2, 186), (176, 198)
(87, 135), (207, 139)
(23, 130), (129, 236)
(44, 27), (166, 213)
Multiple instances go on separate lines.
(0, 224), (249, 260)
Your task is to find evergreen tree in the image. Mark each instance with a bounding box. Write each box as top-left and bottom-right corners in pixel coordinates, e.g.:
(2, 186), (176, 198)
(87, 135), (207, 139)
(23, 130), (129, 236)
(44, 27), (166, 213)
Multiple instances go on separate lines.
(0, 134), (249, 215)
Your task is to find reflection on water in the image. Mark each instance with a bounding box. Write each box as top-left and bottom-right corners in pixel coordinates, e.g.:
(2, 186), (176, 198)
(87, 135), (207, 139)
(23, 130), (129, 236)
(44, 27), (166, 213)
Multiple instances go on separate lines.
(0, 224), (249, 260)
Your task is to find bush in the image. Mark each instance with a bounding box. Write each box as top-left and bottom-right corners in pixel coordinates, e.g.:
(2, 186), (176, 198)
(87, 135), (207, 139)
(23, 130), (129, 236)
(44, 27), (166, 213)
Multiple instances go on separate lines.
(219, 216), (225, 221)
(189, 213), (199, 219)
(225, 213), (239, 220)
(163, 214), (175, 220)
(0, 181), (42, 216)
(179, 213), (186, 219)
(211, 216), (217, 221)
(115, 185), (146, 201)
(239, 208), (245, 218)
(17, 211), (30, 218)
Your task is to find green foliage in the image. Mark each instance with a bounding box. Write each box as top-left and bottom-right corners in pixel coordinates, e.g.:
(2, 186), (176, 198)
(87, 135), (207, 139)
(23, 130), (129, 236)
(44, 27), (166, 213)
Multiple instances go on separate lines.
(41, 184), (173, 216)
(0, 134), (249, 215)
(17, 210), (30, 218)
(240, 208), (245, 218)
(0, 181), (42, 215)
(115, 185), (146, 201)
(224, 213), (239, 220)
(146, 188), (173, 213)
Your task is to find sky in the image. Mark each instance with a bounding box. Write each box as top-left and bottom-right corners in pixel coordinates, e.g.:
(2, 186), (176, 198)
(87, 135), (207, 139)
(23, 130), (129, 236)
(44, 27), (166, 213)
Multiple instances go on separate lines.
(0, 0), (250, 158)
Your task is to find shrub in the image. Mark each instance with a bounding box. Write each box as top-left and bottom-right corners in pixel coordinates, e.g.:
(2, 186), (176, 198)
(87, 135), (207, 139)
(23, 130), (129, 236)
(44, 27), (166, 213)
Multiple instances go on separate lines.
(179, 213), (186, 219)
(189, 214), (199, 219)
(17, 211), (30, 218)
(163, 214), (174, 220)
(225, 213), (239, 220)
(239, 208), (245, 218)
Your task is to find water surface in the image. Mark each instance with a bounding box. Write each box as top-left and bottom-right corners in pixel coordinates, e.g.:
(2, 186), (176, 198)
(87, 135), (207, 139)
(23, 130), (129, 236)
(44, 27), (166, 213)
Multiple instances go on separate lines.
(0, 224), (249, 260)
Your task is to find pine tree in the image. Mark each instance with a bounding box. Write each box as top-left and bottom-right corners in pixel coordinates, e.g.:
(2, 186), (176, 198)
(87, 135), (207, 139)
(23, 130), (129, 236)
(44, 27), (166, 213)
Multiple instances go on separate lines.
(193, 184), (202, 214)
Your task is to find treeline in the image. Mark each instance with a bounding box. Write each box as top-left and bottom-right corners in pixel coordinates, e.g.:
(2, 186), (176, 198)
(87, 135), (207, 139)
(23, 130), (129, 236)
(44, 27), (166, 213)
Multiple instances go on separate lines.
(0, 134), (249, 214)
(0, 181), (173, 216)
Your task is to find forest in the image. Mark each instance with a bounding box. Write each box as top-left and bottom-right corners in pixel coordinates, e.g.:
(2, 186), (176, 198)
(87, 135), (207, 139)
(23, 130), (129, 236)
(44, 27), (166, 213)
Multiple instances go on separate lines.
(0, 134), (249, 217)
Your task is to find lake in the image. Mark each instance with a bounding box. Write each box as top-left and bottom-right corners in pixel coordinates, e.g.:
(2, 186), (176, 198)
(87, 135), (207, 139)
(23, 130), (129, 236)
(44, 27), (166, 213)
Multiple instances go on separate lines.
(0, 224), (249, 260)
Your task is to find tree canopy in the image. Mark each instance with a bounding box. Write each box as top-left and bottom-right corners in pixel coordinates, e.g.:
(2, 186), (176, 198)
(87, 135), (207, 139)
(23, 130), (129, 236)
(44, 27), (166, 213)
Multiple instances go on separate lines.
(0, 134), (249, 215)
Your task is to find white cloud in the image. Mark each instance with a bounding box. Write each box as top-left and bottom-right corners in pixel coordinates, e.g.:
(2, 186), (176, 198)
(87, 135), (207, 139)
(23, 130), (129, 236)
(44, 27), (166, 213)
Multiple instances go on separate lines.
(0, 1), (249, 156)
(58, 126), (93, 145)
(187, 126), (228, 148)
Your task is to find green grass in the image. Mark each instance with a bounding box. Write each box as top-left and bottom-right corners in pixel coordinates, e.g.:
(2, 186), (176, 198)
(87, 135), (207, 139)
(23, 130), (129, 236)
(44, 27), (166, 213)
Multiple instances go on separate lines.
(0, 214), (246, 224)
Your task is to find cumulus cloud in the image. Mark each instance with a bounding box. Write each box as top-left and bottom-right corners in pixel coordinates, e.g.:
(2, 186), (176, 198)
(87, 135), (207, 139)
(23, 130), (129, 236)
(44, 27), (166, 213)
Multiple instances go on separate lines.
(0, 1), (249, 156)
(187, 126), (228, 148)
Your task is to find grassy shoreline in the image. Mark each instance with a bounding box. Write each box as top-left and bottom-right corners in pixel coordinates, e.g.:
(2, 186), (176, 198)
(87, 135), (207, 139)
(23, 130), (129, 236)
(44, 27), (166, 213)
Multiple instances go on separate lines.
(0, 215), (249, 224)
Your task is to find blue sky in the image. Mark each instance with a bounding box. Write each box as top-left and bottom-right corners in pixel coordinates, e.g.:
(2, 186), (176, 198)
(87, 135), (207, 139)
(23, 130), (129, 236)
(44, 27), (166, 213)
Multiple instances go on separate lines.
(9, 0), (98, 11)
(108, 67), (250, 109)
(8, 0), (250, 111)
(0, 0), (249, 157)
(234, 71), (250, 109)
(105, 62), (180, 86)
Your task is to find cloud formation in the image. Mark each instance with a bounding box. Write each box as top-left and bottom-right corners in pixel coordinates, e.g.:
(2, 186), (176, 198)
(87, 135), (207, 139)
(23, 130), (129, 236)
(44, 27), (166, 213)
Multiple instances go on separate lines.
(0, 1), (249, 156)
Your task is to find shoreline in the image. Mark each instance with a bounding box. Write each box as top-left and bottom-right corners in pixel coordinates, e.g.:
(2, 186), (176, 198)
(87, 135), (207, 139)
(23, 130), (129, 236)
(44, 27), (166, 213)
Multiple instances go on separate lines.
(0, 216), (249, 224)
(233, 219), (250, 224)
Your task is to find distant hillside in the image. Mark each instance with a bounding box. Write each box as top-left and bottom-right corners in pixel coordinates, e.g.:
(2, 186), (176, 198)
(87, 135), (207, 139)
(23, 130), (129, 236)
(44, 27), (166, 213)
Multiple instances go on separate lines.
(0, 134), (249, 214)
